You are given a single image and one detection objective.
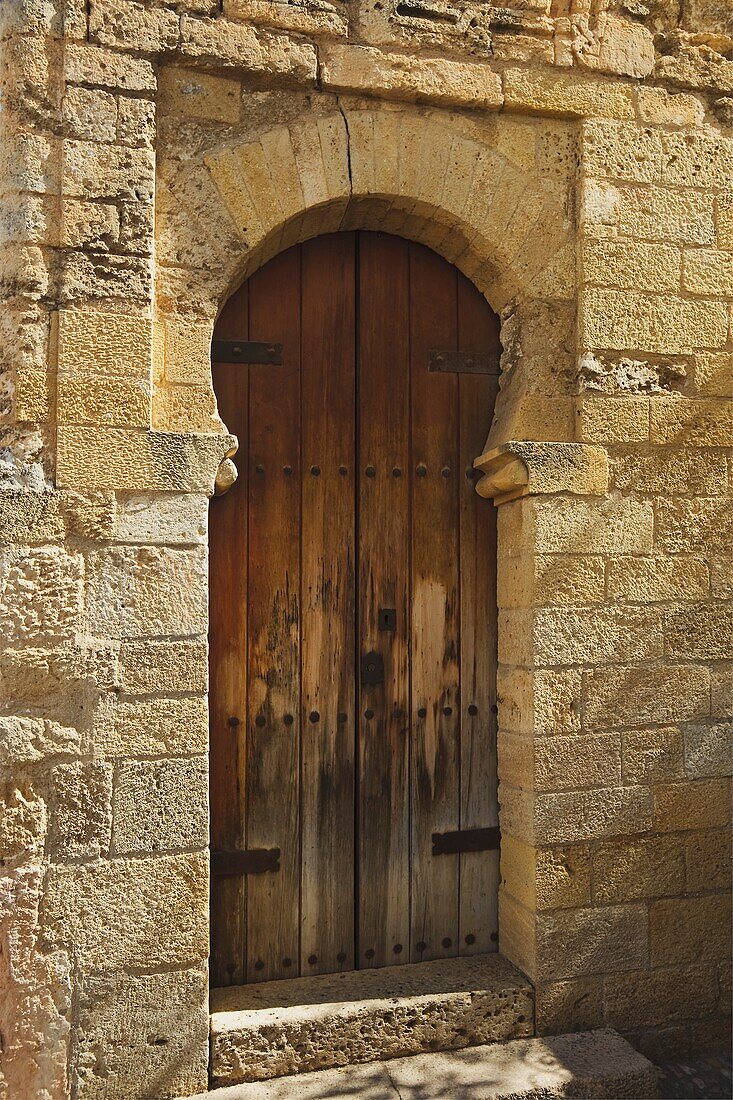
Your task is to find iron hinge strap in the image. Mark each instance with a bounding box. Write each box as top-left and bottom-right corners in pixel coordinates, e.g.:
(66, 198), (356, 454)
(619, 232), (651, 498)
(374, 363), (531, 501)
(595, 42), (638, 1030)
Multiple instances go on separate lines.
(429, 349), (499, 375)
(211, 848), (281, 876)
(432, 827), (500, 856)
(211, 340), (283, 365)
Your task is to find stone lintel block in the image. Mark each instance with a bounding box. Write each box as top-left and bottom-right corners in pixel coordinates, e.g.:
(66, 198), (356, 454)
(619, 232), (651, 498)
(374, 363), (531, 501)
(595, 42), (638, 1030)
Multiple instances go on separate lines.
(178, 14), (317, 83)
(224, 0), (347, 37)
(321, 44), (503, 109)
(57, 426), (236, 494)
(474, 442), (608, 504)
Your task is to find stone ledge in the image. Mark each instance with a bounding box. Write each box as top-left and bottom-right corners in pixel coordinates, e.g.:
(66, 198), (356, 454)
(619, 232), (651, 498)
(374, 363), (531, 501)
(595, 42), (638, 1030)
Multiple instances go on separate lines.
(474, 442), (609, 504)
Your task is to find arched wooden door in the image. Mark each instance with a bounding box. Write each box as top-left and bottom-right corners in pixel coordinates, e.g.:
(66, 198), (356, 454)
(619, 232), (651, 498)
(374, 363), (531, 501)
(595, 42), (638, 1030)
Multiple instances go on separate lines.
(210, 232), (500, 988)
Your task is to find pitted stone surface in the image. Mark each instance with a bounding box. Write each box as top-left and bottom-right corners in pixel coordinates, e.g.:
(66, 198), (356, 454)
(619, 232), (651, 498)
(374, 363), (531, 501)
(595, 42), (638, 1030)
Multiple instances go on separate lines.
(210, 954), (534, 1084)
(190, 1029), (658, 1098)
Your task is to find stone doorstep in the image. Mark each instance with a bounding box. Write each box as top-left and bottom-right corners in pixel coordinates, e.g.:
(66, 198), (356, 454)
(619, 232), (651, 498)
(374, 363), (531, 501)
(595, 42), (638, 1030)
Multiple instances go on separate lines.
(187, 1029), (659, 1098)
(210, 953), (534, 1085)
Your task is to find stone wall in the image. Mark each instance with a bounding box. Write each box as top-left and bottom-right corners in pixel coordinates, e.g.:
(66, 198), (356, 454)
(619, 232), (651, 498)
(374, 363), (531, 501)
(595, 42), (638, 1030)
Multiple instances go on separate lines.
(0, 0), (730, 1096)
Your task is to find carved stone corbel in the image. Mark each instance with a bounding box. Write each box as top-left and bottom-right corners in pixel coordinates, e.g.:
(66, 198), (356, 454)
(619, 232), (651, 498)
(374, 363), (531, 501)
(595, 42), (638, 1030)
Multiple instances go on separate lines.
(473, 441), (609, 505)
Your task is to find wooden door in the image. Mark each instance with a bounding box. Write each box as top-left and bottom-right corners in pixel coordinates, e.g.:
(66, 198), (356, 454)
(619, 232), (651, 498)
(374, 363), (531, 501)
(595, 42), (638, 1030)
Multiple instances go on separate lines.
(210, 232), (500, 988)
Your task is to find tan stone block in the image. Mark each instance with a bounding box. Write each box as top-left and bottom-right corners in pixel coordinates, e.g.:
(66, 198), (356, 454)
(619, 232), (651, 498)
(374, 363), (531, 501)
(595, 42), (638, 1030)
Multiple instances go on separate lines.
(58, 373), (151, 427)
(316, 113), (350, 202)
(159, 317), (212, 386)
(575, 395), (650, 444)
(607, 185), (716, 246)
(611, 450), (728, 495)
(117, 96), (155, 148)
(650, 893), (732, 966)
(499, 889), (537, 980)
(537, 904), (648, 980)
(582, 239), (681, 293)
(63, 85), (117, 142)
(535, 786), (653, 844)
(64, 43), (157, 92)
(89, 0), (180, 52)
(50, 761), (112, 860)
(57, 308), (151, 379)
(582, 289), (728, 354)
(685, 830), (731, 893)
(42, 852), (208, 968)
(716, 191), (733, 250)
(660, 130), (733, 190)
(532, 497), (654, 556)
(498, 731), (534, 790)
(583, 120), (665, 184)
(608, 557), (709, 604)
(0, 715), (83, 766)
(649, 398), (733, 446)
(683, 249), (733, 297)
(536, 846), (592, 911)
(535, 734), (622, 792)
(159, 66), (241, 122)
(529, 606), (663, 667)
(498, 554), (605, 609)
(711, 663), (732, 719)
(622, 727), (685, 784)
(0, 491), (65, 544)
(654, 778), (731, 832)
(114, 492), (207, 544)
(636, 87), (706, 127)
(711, 559), (733, 600)
(112, 757), (208, 853)
(605, 965), (719, 1029)
(692, 352), (732, 396)
(84, 545), (207, 637)
(204, 144), (265, 247)
(154, 382), (221, 433)
(119, 639), (208, 695)
(224, 0), (346, 34)
(94, 695), (208, 756)
(665, 602), (733, 661)
(62, 139), (154, 202)
(504, 68), (635, 119)
(13, 364), (51, 422)
(684, 722), (732, 779)
(594, 14), (655, 79)
(73, 967), (208, 1100)
(535, 977), (604, 1035)
(585, 665), (710, 728)
(657, 498), (733, 556)
(61, 199), (120, 249)
(593, 835), (685, 904)
(497, 666), (582, 737)
(0, 547), (82, 644)
(321, 45), (503, 108)
(0, 783), (46, 858)
(179, 14), (317, 81)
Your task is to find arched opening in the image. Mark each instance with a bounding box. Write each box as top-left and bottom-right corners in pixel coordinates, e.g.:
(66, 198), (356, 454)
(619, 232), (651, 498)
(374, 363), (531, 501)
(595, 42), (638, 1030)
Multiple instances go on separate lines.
(209, 231), (501, 990)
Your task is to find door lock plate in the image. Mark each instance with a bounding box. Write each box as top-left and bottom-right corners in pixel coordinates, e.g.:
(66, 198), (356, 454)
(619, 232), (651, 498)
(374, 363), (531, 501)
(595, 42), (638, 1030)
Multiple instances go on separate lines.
(378, 608), (397, 632)
(361, 651), (384, 686)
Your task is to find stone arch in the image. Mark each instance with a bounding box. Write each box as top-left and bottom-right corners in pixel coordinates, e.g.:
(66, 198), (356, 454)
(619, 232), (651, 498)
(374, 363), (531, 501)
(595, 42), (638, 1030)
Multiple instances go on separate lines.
(153, 102), (578, 451)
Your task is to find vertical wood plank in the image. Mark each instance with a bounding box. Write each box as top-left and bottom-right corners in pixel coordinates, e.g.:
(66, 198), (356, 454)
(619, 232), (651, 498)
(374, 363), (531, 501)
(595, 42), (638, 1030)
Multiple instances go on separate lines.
(210, 285), (249, 988)
(246, 247), (302, 982)
(457, 273), (501, 956)
(300, 234), (357, 975)
(357, 232), (411, 968)
(408, 241), (461, 963)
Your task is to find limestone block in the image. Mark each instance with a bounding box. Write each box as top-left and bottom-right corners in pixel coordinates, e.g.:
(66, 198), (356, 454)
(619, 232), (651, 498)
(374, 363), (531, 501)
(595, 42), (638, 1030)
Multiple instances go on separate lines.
(575, 395), (649, 444)
(659, 130), (733, 191)
(502, 497), (654, 557)
(683, 248), (733, 298)
(581, 239), (682, 294)
(650, 893), (732, 966)
(178, 14), (317, 82)
(117, 96), (156, 148)
(499, 890), (537, 978)
(0, 131), (58, 195)
(665, 602), (733, 660)
(501, 836), (591, 912)
(0, 547), (82, 643)
(61, 199), (120, 249)
(321, 45), (502, 108)
(62, 140), (154, 201)
(611, 450), (727, 495)
(62, 85), (117, 142)
(61, 490), (117, 539)
(583, 121), (665, 185)
(497, 666), (582, 737)
(656, 497), (733, 554)
(112, 756), (208, 853)
(717, 191), (733, 249)
(41, 852), (209, 968)
(530, 606), (663, 666)
(0, 716), (83, 766)
(712, 664), (732, 719)
(636, 86), (706, 127)
(598, 184), (716, 246)
(119, 639), (208, 694)
(0, 642), (119, 704)
(58, 373), (151, 427)
(497, 554), (605, 609)
(57, 308), (152, 378)
(593, 836), (686, 904)
(535, 977), (604, 1034)
(58, 250), (152, 305)
(50, 761), (113, 860)
(0, 784), (47, 859)
(685, 829), (732, 892)
(534, 734), (622, 792)
(608, 557), (709, 603)
(57, 426), (236, 493)
(0, 490), (64, 543)
(89, 0), (180, 52)
(593, 15), (655, 79)
(536, 903), (648, 980)
(504, 68), (635, 119)
(605, 964), (718, 1030)
(159, 66), (241, 122)
(711, 559), (733, 599)
(474, 442), (609, 504)
(684, 722), (733, 779)
(535, 787), (653, 845)
(72, 966), (208, 1100)
(622, 727), (685, 784)
(224, 0), (345, 34)
(649, 397), (733, 446)
(65, 43), (157, 91)
(84, 545), (207, 637)
(582, 289), (728, 354)
(93, 695), (208, 756)
(654, 778), (731, 832)
(114, 492), (207, 544)
(584, 665), (710, 728)
(154, 382), (222, 433)
(162, 316), (213, 385)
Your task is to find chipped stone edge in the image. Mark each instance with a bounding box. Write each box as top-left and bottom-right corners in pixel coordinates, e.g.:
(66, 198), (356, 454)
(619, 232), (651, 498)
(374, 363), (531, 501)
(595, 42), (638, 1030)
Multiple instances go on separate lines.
(473, 441), (609, 504)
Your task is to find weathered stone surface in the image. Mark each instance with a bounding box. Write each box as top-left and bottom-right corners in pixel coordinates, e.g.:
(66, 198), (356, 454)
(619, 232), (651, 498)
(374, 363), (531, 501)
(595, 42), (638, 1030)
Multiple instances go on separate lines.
(114, 492), (208, 544)
(119, 638), (208, 694)
(50, 761), (113, 860)
(93, 694), (208, 756)
(593, 836), (686, 904)
(0, 783), (47, 858)
(211, 955), (533, 1084)
(0, 547), (82, 643)
(536, 905), (648, 981)
(112, 756), (208, 853)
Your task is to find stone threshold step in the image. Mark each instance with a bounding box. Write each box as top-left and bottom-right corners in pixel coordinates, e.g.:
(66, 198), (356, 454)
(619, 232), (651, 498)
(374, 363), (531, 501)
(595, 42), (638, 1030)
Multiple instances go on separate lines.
(210, 954), (534, 1085)
(187, 1029), (658, 1099)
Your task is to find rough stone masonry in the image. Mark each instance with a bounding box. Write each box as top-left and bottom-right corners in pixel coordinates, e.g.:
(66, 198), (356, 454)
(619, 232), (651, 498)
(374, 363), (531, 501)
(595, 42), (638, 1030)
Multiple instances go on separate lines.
(0, 0), (731, 1096)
